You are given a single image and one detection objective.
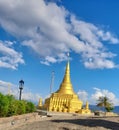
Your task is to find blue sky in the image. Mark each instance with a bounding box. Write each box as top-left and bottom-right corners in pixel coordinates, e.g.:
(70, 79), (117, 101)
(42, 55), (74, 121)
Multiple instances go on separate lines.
(0, 0), (119, 105)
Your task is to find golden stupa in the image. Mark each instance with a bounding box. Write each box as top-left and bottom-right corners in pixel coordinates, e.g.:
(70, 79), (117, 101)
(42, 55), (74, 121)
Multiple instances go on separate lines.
(40, 59), (91, 114)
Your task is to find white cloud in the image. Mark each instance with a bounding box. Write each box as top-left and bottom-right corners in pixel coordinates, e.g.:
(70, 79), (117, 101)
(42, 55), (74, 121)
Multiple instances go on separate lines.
(41, 53), (69, 65)
(0, 80), (41, 103)
(77, 88), (119, 106)
(0, 0), (119, 69)
(0, 40), (24, 69)
(71, 16), (118, 69)
(90, 87), (119, 106)
(77, 90), (88, 104)
(0, 80), (18, 95)
(84, 57), (116, 69)
(22, 90), (41, 103)
(97, 31), (119, 44)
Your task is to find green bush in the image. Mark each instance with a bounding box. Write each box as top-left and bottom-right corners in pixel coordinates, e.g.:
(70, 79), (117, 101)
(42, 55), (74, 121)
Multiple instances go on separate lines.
(26, 101), (36, 113)
(0, 93), (9, 117)
(16, 100), (26, 115)
(6, 95), (18, 116)
(0, 93), (36, 117)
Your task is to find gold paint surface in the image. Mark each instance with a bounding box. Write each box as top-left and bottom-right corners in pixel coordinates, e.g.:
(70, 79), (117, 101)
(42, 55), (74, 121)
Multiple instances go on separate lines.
(57, 61), (75, 94)
(39, 61), (91, 114)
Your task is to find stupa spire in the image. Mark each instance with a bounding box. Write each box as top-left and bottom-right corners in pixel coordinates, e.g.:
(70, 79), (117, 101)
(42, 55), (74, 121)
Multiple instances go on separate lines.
(57, 53), (75, 94)
(62, 60), (71, 83)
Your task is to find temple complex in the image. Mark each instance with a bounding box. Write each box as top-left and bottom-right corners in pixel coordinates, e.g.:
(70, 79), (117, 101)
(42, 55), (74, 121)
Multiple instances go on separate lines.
(39, 60), (91, 114)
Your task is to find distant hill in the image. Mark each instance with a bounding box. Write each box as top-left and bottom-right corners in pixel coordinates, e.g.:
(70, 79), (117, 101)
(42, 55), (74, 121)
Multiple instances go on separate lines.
(113, 106), (119, 114)
(89, 105), (119, 114)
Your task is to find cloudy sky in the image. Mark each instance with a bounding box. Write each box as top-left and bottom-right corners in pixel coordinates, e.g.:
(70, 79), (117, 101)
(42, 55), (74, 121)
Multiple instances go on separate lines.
(0, 0), (119, 105)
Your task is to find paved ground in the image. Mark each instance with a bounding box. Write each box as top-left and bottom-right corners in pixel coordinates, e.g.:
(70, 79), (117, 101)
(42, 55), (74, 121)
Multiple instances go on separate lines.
(11, 115), (119, 130)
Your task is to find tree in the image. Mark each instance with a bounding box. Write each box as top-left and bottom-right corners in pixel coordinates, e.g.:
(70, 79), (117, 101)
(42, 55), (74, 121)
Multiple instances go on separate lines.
(97, 96), (114, 112)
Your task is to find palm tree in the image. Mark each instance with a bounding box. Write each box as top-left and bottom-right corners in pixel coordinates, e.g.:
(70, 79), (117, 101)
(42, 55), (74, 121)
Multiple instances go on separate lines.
(97, 96), (114, 112)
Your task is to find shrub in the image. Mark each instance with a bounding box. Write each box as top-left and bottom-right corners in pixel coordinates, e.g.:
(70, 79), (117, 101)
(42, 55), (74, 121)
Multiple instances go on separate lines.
(6, 95), (18, 116)
(0, 93), (9, 117)
(26, 101), (36, 113)
(16, 100), (26, 115)
(0, 93), (36, 117)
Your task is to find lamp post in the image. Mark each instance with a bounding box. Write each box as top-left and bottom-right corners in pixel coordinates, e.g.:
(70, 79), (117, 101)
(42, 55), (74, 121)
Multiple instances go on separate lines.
(19, 80), (24, 100)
